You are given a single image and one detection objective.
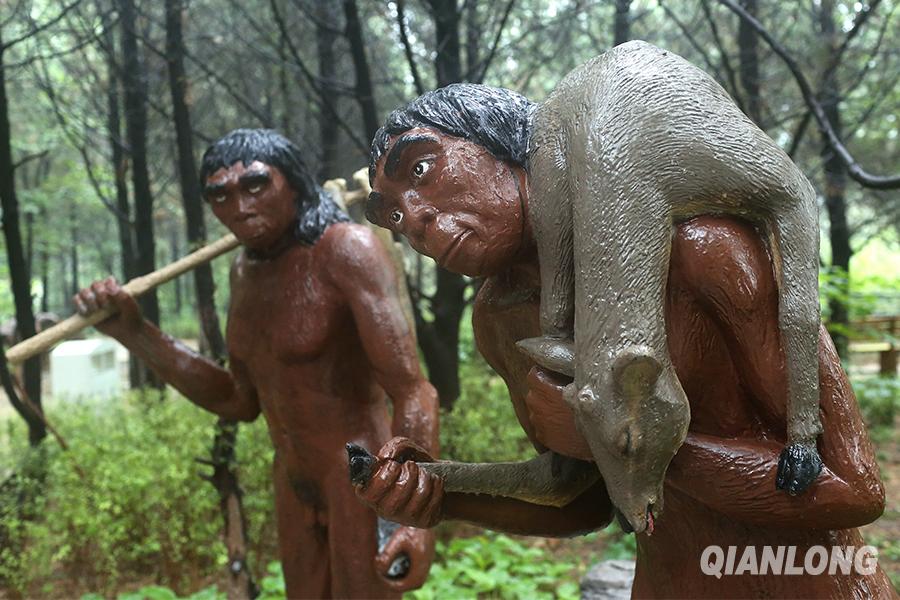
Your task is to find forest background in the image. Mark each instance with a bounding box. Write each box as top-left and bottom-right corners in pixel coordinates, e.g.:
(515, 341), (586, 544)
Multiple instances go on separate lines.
(0, 0), (897, 597)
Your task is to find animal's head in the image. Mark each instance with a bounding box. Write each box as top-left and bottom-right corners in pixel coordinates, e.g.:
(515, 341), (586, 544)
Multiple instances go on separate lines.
(565, 347), (689, 534)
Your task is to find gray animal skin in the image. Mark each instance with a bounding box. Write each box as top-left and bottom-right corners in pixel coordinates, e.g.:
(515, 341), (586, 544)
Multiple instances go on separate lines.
(522, 41), (823, 533)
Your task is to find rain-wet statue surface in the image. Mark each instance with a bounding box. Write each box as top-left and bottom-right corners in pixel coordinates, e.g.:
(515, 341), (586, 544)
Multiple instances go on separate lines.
(75, 129), (439, 598)
(359, 43), (894, 597)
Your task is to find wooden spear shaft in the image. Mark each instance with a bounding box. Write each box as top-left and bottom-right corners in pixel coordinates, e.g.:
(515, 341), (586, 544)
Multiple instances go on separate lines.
(5, 233), (240, 366)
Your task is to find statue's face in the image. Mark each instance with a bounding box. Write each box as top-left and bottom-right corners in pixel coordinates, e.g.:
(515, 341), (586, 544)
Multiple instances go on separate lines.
(204, 160), (296, 252)
(367, 128), (528, 277)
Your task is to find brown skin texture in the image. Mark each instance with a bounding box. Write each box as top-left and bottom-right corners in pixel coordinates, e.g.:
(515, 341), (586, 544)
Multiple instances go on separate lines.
(75, 160), (439, 599)
(359, 132), (895, 598)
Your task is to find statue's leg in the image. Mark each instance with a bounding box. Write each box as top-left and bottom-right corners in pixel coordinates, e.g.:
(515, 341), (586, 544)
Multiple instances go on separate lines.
(772, 195), (823, 494)
(273, 459), (330, 599)
(324, 468), (399, 599)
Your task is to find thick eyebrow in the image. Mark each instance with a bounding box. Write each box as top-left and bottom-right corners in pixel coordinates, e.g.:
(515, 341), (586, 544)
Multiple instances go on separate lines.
(203, 181), (226, 196)
(239, 170), (271, 185)
(384, 133), (440, 177)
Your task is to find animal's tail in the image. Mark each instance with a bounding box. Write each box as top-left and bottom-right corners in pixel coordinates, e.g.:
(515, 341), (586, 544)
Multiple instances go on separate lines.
(770, 190), (824, 494)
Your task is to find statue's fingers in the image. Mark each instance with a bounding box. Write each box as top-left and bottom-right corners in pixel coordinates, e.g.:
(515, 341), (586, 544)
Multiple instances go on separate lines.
(81, 289), (99, 313)
(404, 467), (435, 521)
(379, 461), (420, 515)
(73, 294), (88, 316)
(423, 474), (444, 526)
(378, 436), (434, 463)
(358, 460), (401, 505)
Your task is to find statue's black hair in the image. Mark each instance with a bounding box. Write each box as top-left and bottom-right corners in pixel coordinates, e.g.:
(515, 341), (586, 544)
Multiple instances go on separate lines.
(370, 83), (536, 180)
(200, 128), (348, 245)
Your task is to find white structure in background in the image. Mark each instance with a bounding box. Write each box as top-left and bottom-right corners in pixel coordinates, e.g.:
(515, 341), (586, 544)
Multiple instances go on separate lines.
(49, 338), (122, 400)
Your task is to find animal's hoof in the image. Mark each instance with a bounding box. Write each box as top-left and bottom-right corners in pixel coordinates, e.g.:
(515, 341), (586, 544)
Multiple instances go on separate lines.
(347, 443), (376, 486)
(516, 336), (575, 377)
(775, 442), (823, 495)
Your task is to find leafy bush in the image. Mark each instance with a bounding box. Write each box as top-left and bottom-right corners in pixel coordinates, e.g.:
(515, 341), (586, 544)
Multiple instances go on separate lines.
(411, 534), (580, 600)
(853, 376), (900, 429)
(439, 310), (534, 464)
(0, 391), (277, 597)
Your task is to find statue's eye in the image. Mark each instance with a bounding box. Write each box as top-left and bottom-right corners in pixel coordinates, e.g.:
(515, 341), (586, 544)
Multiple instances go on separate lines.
(212, 194), (227, 204)
(248, 184), (263, 194)
(412, 160), (432, 178)
(390, 210), (404, 225)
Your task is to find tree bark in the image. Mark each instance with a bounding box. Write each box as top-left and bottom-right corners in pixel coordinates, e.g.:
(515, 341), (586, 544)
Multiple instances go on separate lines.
(316, 1), (340, 180)
(614, 0), (632, 46)
(69, 208), (78, 299)
(165, 2), (257, 596)
(428, 0), (462, 86)
(343, 0), (379, 142)
(119, 0), (159, 326)
(0, 38), (45, 446)
(818, 0), (851, 359)
(102, 4), (136, 284)
(120, 0), (161, 389)
(737, 0), (762, 125)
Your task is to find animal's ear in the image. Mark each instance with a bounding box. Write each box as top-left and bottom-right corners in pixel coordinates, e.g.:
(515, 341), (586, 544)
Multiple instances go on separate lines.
(611, 347), (662, 398)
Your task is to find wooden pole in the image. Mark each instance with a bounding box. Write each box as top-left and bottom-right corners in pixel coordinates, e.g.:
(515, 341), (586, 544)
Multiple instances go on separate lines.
(5, 233), (240, 365)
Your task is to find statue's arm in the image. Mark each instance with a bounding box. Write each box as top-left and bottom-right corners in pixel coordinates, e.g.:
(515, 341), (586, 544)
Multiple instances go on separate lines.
(74, 277), (260, 422)
(665, 219), (884, 529)
(324, 223), (438, 456)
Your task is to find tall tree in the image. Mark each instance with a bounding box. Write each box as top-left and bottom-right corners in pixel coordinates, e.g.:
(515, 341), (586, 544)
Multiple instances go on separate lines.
(164, 1), (257, 596)
(737, 0), (762, 125)
(119, 0), (161, 387)
(0, 29), (45, 446)
(614, 0), (632, 46)
(101, 4), (136, 284)
(316, 1), (341, 180)
(817, 0), (851, 358)
(343, 0), (379, 143)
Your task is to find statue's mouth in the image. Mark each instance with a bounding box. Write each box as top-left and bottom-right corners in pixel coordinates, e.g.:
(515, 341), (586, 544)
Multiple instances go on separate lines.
(437, 229), (472, 266)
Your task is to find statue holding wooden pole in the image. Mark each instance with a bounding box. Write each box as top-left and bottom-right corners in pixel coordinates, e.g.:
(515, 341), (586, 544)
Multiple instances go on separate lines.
(65, 129), (439, 598)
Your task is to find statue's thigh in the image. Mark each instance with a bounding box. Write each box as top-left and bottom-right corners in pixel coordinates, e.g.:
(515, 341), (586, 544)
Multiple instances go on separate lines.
(323, 472), (398, 599)
(272, 464), (330, 598)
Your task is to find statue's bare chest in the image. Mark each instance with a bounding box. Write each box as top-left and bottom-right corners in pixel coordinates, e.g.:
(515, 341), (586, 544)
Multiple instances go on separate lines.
(226, 249), (344, 368)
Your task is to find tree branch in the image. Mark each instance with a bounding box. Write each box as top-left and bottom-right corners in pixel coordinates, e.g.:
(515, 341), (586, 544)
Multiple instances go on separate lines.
(718, 0), (900, 189)
(472, 0), (515, 84)
(1, 0), (84, 51)
(396, 0), (425, 95)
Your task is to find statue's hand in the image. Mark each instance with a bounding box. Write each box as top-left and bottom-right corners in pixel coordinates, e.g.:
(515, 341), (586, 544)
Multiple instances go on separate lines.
(354, 437), (445, 529)
(525, 367), (593, 461)
(375, 525), (436, 591)
(73, 277), (144, 341)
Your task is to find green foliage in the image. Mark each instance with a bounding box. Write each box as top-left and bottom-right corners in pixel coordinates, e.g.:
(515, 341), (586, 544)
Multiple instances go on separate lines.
(597, 523), (636, 561)
(853, 376), (900, 429)
(439, 318), (534, 463)
(257, 561), (287, 600)
(0, 391), (276, 597)
(410, 534), (579, 600)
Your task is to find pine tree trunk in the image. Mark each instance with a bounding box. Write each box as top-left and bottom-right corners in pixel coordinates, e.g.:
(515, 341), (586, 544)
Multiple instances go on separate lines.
(165, 2), (257, 596)
(0, 39), (44, 446)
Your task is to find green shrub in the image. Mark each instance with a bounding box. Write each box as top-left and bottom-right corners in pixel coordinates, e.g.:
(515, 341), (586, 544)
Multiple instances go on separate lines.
(410, 533), (579, 600)
(853, 376), (900, 429)
(0, 391), (277, 597)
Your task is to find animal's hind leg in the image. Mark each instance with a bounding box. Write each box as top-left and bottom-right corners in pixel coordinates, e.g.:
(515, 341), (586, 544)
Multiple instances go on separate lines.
(520, 121), (577, 374)
(772, 198), (824, 495)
